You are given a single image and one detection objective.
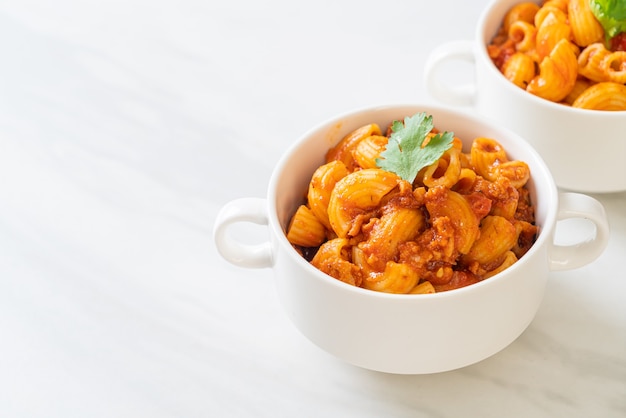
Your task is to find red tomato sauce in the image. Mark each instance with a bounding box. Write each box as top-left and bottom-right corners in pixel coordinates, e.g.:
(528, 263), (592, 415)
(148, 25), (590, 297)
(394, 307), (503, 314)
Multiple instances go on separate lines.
(611, 33), (626, 52)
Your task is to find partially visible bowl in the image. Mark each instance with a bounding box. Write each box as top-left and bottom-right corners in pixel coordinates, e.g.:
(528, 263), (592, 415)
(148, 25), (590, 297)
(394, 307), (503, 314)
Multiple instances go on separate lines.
(424, 0), (626, 193)
(213, 104), (609, 374)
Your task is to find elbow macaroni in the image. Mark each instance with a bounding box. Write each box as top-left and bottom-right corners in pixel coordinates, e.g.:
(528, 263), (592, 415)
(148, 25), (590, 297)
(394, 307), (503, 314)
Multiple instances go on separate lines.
(488, 0), (626, 110)
(568, 0), (603, 47)
(286, 118), (539, 294)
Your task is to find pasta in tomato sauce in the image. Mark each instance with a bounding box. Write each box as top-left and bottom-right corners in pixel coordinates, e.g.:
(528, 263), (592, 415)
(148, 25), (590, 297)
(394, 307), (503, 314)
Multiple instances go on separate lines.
(286, 118), (538, 294)
(487, 0), (626, 110)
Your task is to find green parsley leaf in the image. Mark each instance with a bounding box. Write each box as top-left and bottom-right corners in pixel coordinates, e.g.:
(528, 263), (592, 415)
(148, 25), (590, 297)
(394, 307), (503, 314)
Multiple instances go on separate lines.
(590, 0), (626, 42)
(375, 112), (454, 183)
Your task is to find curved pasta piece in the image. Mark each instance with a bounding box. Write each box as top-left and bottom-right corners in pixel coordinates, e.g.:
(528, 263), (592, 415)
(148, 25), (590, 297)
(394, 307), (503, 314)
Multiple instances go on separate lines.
(527, 38), (578, 102)
(353, 135), (388, 169)
(311, 238), (362, 286)
(493, 160), (530, 189)
(451, 167), (477, 193)
(463, 216), (518, 265)
(534, 5), (567, 29)
(307, 160), (349, 230)
(286, 205), (327, 247)
(327, 168), (400, 238)
(514, 188), (534, 223)
(563, 78), (594, 105)
(450, 136), (464, 151)
(602, 51), (626, 84)
(487, 177), (520, 220)
(363, 261), (419, 294)
(503, 2), (540, 33)
(579, 43), (626, 84)
(326, 123), (381, 168)
(544, 0), (569, 11)
(509, 21), (537, 53)
(408, 280), (436, 294)
(535, 13), (572, 61)
(351, 245), (373, 275)
(358, 207), (425, 271)
(470, 137), (508, 181)
(512, 219), (539, 257)
(425, 187), (481, 254)
(572, 82), (626, 110)
(568, 0), (604, 47)
(578, 43), (612, 82)
(503, 52), (536, 89)
(482, 251), (518, 279)
(421, 147), (462, 188)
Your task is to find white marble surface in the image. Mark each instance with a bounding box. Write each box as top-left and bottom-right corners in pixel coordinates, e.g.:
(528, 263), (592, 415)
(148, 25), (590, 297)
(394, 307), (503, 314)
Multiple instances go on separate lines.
(1, 0), (625, 416)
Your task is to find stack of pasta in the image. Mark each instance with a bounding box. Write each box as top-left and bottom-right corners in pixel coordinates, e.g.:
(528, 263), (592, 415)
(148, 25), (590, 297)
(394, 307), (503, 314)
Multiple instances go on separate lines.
(286, 121), (538, 294)
(488, 0), (626, 110)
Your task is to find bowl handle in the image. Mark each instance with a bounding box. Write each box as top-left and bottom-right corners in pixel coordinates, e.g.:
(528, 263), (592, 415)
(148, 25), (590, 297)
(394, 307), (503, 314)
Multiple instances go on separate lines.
(213, 197), (273, 269)
(549, 192), (610, 271)
(424, 40), (476, 106)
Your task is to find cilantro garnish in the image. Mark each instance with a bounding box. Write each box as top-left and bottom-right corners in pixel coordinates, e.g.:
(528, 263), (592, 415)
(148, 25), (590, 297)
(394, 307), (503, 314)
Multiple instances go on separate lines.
(375, 112), (454, 183)
(590, 0), (626, 43)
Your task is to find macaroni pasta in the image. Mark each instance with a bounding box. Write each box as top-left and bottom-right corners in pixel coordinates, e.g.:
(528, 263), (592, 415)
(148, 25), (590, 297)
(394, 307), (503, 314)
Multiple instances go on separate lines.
(286, 118), (538, 294)
(488, 0), (626, 110)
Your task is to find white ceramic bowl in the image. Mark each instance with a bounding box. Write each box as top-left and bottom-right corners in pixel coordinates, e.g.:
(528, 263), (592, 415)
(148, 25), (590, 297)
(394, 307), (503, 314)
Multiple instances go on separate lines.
(213, 104), (609, 374)
(424, 0), (626, 193)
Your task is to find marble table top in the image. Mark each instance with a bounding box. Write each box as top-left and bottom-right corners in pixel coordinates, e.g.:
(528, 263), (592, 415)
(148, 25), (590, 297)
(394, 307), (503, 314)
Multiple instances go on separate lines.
(1, 0), (624, 416)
